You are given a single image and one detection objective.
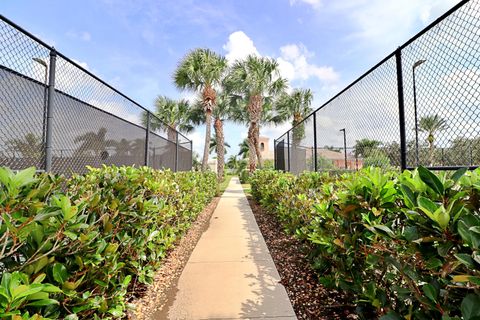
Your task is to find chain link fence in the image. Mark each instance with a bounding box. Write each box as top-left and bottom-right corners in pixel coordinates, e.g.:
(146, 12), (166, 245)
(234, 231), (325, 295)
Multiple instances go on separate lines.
(275, 0), (480, 174)
(0, 15), (192, 175)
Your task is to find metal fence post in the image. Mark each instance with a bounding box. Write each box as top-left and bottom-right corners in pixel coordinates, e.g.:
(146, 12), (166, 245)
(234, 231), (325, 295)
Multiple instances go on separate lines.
(273, 139), (277, 170)
(313, 112), (318, 172)
(144, 112), (150, 166)
(395, 48), (407, 171)
(45, 48), (56, 172)
(175, 132), (179, 172)
(287, 132), (291, 172)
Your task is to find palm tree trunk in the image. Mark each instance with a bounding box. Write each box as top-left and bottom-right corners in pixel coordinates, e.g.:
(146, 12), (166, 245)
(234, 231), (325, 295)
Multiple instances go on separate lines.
(428, 134), (434, 167)
(202, 85), (216, 172)
(247, 123), (256, 172)
(202, 111), (212, 171)
(167, 127), (177, 143)
(248, 94), (263, 172)
(214, 117), (225, 180)
(253, 124), (263, 168)
(429, 142), (434, 167)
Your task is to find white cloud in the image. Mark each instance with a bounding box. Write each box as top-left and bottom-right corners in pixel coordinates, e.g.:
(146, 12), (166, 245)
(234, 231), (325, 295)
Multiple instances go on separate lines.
(186, 129), (205, 156)
(289, 0), (322, 10)
(180, 91), (198, 104)
(278, 44), (339, 84)
(223, 31), (259, 64)
(72, 59), (90, 71)
(66, 31), (91, 42)
(332, 0), (460, 52)
(223, 32), (339, 86)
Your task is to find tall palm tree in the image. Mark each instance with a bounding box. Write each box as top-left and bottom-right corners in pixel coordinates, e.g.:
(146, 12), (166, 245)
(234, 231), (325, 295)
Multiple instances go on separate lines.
(174, 48), (228, 171)
(189, 86), (232, 180)
(275, 88), (313, 146)
(418, 114), (448, 166)
(226, 55), (287, 172)
(146, 96), (194, 142)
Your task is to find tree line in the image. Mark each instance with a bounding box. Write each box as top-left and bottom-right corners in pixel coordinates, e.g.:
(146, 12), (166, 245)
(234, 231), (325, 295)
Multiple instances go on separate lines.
(152, 48), (314, 180)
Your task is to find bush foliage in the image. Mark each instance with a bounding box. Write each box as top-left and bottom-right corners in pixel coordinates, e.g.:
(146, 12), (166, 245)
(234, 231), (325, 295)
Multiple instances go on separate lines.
(250, 167), (480, 319)
(0, 166), (217, 319)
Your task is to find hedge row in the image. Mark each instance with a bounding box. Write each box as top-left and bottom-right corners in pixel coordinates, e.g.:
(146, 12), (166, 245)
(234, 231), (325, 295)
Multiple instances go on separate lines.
(0, 166), (217, 319)
(250, 168), (480, 320)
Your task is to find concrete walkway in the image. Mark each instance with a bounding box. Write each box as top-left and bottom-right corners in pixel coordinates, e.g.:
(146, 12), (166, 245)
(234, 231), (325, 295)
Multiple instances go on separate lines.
(159, 177), (296, 320)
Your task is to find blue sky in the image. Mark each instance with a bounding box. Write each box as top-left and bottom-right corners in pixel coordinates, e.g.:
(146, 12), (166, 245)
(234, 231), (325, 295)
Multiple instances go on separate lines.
(1, 0), (460, 158)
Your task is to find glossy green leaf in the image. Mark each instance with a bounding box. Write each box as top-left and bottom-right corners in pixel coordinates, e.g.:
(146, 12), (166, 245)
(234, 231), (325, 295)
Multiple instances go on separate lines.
(418, 166), (444, 195)
(461, 294), (480, 320)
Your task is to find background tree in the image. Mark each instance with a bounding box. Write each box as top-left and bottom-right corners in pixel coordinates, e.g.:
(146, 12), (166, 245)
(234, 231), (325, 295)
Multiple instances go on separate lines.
(237, 138), (250, 159)
(112, 138), (132, 157)
(209, 134), (231, 155)
(274, 88), (313, 173)
(353, 139), (382, 158)
(174, 48), (227, 171)
(225, 55), (287, 172)
(418, 114), (448, 166)
(8, 133), (43, 158)
(226, 155), (238, 170)
(145, 96), (194, 142)
(74, 128), (115, 157)
(275, 88), (314, 145)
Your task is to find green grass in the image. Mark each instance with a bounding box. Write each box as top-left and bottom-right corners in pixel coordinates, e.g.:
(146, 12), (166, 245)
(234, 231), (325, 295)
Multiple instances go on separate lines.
(217, 174), (233, 195)
(241, 183), (251, 196)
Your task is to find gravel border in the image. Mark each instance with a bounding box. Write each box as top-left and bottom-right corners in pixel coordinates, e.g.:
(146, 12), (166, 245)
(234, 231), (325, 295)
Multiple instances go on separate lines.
(128, 197), (221, 320)
(247, 196), (359, 320)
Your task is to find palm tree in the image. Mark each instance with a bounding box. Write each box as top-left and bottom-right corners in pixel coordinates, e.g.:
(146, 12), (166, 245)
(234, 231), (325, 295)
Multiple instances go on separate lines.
(209, 134), (231, 155)
(189, 85), (232, 180)
(8, 133), (43, 158)
(225, 55), (287, 172)
(237, 138), (250, 159)
(226, 155), (238, 170)
(275, 88), (313, 145)
(145, 96), (194, 142)
(418, 114), (448, 166)
(112, 138), (133, 157)
(174, 48), (228, 171)
(74, 128), (115, 157)
(353, 139), (382, 158)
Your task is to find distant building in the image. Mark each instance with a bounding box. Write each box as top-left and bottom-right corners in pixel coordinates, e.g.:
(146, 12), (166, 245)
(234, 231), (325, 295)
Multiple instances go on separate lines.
(259, 136), (274, 160)
(317, 149), (363, 170)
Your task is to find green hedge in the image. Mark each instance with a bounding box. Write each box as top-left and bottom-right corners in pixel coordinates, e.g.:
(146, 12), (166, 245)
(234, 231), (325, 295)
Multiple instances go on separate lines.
(0, 166), (217, 319)
(250, 168), (480, 320)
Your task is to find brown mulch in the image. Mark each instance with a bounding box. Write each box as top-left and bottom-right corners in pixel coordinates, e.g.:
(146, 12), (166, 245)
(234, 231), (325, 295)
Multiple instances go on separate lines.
(128, 197), (221, 320)
(247, 196), (359, 320)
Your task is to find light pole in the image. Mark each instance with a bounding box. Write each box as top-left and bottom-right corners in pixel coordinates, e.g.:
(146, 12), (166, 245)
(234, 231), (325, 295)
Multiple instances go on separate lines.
(413, 59), (426, 166)
(33, 57), (48, 152)
(339, 128), (347, 169)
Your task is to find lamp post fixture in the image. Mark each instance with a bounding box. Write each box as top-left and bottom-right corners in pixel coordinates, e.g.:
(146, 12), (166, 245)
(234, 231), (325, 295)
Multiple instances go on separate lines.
(32, 57), (48, 151)
(413, 59), (426, 166)
(339, 128), (347, 169)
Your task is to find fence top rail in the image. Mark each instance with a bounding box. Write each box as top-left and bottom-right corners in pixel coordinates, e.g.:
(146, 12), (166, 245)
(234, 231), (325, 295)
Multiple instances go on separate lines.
(275, 0), (471, 142)
(0, 14), (191, 145)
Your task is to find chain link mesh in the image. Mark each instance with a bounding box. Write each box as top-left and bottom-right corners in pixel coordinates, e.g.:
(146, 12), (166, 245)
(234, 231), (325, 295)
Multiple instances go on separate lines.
(276, 0), (479, 173)
(0, 16), (192, 174)
(402, 0), (480, 168)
